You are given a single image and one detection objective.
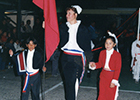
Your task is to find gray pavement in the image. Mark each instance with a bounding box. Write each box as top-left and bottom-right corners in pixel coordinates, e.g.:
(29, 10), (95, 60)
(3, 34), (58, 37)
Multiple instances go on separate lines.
(0, 68), (140, 100)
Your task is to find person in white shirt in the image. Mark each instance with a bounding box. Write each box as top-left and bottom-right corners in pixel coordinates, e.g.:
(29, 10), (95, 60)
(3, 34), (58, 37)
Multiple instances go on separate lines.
(9, 37), (46, 100)
(58, 5), (92, 100)
(131, 33), (140, 83)
(13, 39), (24, 52)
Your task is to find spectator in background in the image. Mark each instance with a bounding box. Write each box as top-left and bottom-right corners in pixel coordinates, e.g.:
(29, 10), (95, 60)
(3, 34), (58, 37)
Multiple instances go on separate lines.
(25, 20), (32, 37)
(21, 21), (26, 33)
(0, 19), (7, 32)
(0, 42), (5, 70)
(14, 39), (24, 52)
(20, 21), (26, 40)
(5, 37), (15, 68)
(0, 29), (3, 39)
(5, 37), (15, 54)
(1, 31), (8, 44)
(50, 48), (60, 77)
(7, 32), (12, 38)
(33, 18), (44, 48)
(108, 21), (117, 34)
(88, 21), (100, 45)
(11, 27), (18, 42)
(6, 17), (14, 33)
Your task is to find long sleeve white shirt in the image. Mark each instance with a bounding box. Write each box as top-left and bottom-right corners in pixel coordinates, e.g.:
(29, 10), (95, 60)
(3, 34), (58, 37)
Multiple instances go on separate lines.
(26, 49), (39, 73)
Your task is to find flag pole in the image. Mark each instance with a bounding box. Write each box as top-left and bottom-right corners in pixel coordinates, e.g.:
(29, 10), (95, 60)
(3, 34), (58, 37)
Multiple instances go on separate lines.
(41, 0), (46, 99)
(41, 32), (46, 100)
(137, 8), (140, 41)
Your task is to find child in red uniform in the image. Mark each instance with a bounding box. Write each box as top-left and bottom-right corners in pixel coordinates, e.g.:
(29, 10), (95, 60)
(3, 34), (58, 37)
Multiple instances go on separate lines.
(89, 36), (122, 100)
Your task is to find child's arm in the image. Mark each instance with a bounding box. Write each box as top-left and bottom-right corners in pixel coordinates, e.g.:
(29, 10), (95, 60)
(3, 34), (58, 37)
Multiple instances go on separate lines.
(9, 49), (16, 63)
(95, 50), (104, 69)
(111, 53), (122, 87)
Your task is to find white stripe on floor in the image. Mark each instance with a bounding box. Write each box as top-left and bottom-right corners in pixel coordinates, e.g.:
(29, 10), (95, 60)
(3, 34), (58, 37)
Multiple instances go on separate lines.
(40, 82), (63, 97)
(40, 82), (140, 97)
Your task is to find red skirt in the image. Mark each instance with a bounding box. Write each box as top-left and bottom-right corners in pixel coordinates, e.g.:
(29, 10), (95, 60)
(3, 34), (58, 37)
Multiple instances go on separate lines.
(98, 69), (118, 100)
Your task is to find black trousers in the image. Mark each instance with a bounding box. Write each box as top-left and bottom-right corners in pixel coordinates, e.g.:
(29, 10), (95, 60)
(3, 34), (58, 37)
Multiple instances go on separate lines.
(21, 72), (41, 100)
(60, 53), (83, 100)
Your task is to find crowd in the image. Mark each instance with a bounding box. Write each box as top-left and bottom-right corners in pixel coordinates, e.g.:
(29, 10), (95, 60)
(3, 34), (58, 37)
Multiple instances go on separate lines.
(0, 17), (44, 70)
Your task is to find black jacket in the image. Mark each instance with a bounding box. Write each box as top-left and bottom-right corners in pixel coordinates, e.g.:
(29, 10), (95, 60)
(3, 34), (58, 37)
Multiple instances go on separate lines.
(12, 49), (44, 70)
(58, 23), (93, 62)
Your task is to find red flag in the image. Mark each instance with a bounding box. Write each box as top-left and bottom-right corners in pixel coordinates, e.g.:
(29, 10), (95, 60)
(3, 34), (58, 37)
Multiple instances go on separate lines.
(33, 0), (59, 61)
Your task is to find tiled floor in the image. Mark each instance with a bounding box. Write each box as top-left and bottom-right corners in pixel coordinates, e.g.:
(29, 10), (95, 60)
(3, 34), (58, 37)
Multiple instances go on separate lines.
(0, 69), (140, 100)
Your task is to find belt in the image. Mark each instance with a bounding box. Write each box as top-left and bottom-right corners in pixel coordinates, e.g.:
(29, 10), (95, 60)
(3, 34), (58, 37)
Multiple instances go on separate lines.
(103, 68), (114, 72)
(22, 71), (39, 93)
(63, 49), (86, 84)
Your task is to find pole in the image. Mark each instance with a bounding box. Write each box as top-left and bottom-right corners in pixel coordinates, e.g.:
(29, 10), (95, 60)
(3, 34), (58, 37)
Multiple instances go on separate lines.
(41, 31), (46, 100)
(137, 8), (140, 40)
(17, 0), (21, 39)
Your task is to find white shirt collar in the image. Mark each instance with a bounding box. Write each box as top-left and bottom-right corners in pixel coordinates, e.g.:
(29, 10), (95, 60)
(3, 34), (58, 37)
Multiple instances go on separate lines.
(106, 48), (114, 54)
(66, 20), (81, 27)
(28, 49), (35, 53)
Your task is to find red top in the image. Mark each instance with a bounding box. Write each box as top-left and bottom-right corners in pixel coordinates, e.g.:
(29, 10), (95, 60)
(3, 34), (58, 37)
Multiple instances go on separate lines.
(96, 50), (122, 80)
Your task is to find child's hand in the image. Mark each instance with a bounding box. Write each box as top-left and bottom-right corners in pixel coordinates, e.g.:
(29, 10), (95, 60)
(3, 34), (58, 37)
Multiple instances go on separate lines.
(9, 49), (13, 56)
(110, 83), (115, 88)
(42, 66), (47, 72)
(89, 62), (96, 67)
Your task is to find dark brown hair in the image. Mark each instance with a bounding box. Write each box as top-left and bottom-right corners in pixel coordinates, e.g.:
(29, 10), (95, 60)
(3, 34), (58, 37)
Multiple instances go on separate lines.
(66, 7), (78, 14)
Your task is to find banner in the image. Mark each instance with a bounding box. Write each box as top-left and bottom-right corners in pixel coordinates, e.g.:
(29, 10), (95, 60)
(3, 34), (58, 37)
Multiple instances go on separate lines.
(33, 0), (59, 61)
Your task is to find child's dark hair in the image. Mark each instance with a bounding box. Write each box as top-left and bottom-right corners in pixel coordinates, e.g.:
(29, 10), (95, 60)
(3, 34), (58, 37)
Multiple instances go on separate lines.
(105, 36), (116, 43)
(26, 37), (37, 45)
